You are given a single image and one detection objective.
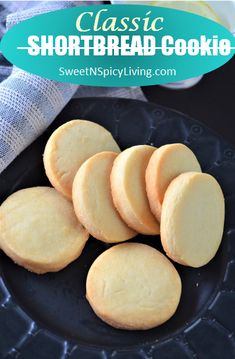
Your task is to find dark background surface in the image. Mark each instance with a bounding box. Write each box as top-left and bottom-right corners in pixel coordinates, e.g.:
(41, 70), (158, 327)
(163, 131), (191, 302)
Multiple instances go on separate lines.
(143, 56), (235, 148)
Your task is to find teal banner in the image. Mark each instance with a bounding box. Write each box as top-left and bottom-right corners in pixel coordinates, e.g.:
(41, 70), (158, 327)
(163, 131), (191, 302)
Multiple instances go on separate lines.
(0, 5), (234, 86)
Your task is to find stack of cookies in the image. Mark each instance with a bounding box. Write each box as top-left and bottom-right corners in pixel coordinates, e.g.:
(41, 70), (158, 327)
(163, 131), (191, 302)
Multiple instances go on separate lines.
(0, 119), (225, 331)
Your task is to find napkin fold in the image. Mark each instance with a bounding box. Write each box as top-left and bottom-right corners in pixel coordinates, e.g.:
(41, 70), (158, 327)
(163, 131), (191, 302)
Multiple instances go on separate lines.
(0, 1), (146, 174)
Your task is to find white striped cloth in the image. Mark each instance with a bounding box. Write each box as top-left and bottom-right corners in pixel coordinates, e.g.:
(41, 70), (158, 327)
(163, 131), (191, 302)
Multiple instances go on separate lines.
(0, 1), (146, 174)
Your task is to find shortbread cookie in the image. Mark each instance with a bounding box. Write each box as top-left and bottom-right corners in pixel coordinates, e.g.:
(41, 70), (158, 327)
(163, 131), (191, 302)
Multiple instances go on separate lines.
(110, 145), (160, 235)
(72, 152), (136, 243)
(0, 187), (89, 274)
(86, 243), (182, 330)
(146, 143), (201, 221)
(161, 172), (225, 267)
(44, 120), (120, 200)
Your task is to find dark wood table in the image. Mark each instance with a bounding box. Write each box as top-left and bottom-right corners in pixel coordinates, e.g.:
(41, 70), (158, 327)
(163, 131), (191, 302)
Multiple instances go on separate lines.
(143, 56), (235, 148)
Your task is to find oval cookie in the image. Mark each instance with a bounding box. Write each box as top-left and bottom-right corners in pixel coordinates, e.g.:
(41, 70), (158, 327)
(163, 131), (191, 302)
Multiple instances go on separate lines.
(161, 172), (225, 267)
(110, 145), (160, 235)
(86, 243), (182, 330)
(44, 120), (120, 200)
(146, 143), (201, 221)
(72, 151), (136, 243)
(0, 187), (89, 274)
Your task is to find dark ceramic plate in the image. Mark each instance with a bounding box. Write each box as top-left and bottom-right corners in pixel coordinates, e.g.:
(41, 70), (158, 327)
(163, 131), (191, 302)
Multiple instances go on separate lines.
(0, 97), (235, 359)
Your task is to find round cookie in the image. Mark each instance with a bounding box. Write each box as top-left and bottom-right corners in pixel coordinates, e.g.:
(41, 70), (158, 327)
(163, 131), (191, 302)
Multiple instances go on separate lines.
(110, 145), (160, 235)
(0, 187), (89, 274)
(86, 243), (182, 330)
(161, 172), (225, 267)
(44, 120), (120, 200)
(72, 151), (136, 243)
(146, 143), (201, 221)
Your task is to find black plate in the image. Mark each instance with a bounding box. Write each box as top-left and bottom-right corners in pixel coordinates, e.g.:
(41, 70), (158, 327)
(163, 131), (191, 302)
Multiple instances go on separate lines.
(0, 97), (235, 359)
